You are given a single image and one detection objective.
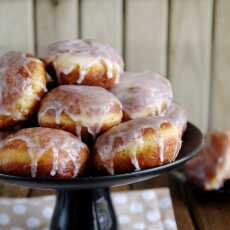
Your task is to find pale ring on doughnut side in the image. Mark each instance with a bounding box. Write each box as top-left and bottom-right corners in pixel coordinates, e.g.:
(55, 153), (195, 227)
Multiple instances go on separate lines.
(43, 39), (124, 89)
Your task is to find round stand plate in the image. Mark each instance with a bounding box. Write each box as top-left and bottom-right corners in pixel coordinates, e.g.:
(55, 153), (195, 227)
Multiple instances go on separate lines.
(173, 171), (230, 196)
(0, 122), (203, 230)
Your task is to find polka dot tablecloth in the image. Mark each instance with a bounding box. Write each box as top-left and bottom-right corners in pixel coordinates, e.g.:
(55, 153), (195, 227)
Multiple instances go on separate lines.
(0, 188), (177, 230)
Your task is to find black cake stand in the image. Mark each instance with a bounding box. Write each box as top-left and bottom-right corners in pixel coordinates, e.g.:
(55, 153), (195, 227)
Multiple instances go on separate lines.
(0, 122), (202, 230)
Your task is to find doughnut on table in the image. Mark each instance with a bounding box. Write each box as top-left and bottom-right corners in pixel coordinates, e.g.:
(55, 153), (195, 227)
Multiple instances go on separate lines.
(0, 122), (202, 230)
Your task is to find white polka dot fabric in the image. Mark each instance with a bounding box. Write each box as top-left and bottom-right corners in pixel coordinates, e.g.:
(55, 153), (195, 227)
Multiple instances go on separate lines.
(113, 189), (177, 230)
(0, 196), (55, 230)
(0, 188), (177, 230)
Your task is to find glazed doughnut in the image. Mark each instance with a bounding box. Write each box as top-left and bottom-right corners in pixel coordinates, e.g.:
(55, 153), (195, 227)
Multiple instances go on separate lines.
(38, 85), (123, 140)
(0, 51), (47, 129)
(183, 131), (230, 190)
(94, 116), (182, 175)
(111, 71), (173, 120)
(43, 39), (124, 89)
(0, 127), (89, 179)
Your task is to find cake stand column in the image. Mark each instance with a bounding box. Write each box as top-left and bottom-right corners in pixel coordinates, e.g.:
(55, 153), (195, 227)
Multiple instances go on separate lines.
(50, 188), (118, 230)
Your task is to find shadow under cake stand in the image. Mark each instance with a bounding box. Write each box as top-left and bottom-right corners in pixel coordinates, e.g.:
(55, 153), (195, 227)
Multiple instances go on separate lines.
(0, 122), (203, 230)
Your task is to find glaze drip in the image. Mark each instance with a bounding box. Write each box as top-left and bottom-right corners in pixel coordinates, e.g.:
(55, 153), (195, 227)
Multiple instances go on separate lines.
(75, 125), (82, 140)
(0, 128), (86, 178)
(111, 71), (173, 119)
(38, 85), (122, 138)
(157, 131), (165, 163)
(44, 39), (124, 84)
(129, 141), (142, 171)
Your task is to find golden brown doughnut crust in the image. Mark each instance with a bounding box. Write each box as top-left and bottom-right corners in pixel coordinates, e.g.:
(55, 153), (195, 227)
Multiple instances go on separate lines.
(0, 51), (47, 129)
(94, 117), (182, 175)
(0, 127), (89, 179)
(38, 85), (123, 140)
(43, 39), (124, 89)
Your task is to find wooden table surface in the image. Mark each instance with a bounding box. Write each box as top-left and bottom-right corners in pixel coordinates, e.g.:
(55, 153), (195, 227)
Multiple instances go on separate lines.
(131, 174), (230, 230)
(0, 173), (229, 230)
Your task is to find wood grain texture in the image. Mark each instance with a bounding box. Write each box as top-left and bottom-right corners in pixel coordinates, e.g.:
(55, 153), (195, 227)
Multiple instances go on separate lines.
(169, 0), (213, 132)
(0, 184), (29, 198)
(125, 0), (168, 74)
(169, 178), (195, 230)
(29, 189), (54, 197)
(35, 0), (78, 56)
(0, 0), (34, 53)
(186, 187), (230, 230)
(210, 0), (230, 130)
(81, 0), (123, 54)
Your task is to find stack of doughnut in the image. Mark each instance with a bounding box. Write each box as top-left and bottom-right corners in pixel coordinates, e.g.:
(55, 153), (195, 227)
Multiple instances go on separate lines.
(0, 39), (187, 179)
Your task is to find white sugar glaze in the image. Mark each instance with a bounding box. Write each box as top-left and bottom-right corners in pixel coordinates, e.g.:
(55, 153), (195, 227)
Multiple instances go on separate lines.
(44, 39), (124, 83)
(0, 51), (47, 119)
(95, 116), (181, 175)
(0, 127), (86, 178)
(75, 125), (82, 140)
(165, 103), (187, 137)
(157, 131), (165, 163)
(38, 85), (122, 138)
(111, 72), (173, 119)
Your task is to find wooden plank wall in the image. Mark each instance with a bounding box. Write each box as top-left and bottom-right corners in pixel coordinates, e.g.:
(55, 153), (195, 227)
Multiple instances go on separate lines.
(125, 0), (168, 74)
(169, 0), (213, 132)
(0, 0), (34, 53)
(35, 0), (79, 57)
(0, 0), (229, 133)
(81, 0), (123, 55)
(211, 0), (230, 130)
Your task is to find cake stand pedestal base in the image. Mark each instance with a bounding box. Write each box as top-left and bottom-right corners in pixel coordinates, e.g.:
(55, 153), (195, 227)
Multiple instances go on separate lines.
(51, 188), (118, 230)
